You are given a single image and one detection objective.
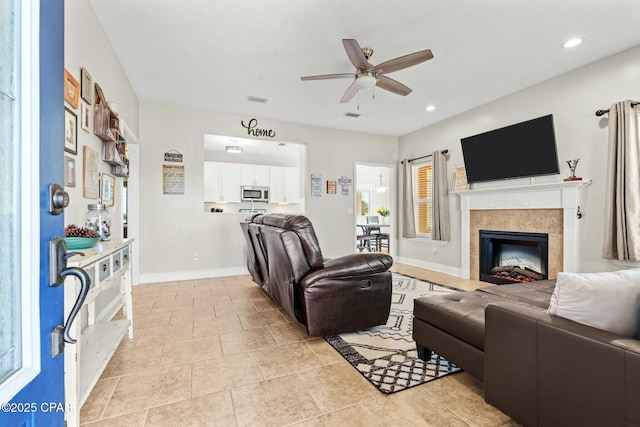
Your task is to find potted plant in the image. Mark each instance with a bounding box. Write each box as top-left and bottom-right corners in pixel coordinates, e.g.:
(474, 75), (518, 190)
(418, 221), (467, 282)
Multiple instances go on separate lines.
(377, 206), (390, 224)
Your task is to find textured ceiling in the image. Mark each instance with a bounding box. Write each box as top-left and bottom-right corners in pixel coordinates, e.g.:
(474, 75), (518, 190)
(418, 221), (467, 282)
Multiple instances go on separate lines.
(90, 0), (640, 137)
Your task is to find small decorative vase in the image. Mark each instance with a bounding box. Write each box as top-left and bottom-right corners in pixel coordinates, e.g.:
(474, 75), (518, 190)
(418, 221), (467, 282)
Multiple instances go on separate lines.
(382, 216), (389, 225)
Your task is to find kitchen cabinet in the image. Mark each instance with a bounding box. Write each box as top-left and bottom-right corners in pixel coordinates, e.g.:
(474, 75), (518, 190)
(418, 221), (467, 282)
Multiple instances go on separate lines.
(204, 161), (241, 202)
(269, 166), (300, 204)
(64, 240), (134, 427)
(241, 164), (269, 186)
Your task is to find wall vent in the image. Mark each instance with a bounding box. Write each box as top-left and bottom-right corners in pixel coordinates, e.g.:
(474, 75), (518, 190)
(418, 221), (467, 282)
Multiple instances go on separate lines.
(345, 112), (360, 118)
(247, 96), (268, 103)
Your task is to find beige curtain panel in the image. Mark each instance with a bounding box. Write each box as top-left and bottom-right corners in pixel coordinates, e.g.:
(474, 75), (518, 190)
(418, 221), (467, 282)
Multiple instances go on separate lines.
(432, 150), (450, 241)
(402, 159), (416, 238)
(602, 100), (640, 261)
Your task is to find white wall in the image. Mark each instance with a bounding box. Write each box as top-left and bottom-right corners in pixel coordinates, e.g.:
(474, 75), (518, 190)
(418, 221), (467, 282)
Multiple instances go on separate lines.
(64, 0), (139, 236)
(397, 45), (640, 274)
(138, 103), (397, 282)
(68, 3), (639, 281)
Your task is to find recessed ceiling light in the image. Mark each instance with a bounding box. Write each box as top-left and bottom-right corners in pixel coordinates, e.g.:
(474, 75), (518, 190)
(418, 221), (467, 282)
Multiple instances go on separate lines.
(425, 105), (436, 112)
(562, 38), (583, 49)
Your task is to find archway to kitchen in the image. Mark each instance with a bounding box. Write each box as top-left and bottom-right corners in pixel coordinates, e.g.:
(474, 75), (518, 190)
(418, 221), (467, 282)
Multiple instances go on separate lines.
(354, 163), (395, 256)
(203, 134), (306, 215)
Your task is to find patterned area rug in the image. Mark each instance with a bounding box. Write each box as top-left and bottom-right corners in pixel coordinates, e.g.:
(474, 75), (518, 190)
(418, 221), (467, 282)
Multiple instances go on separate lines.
(326, 273), (461, 394)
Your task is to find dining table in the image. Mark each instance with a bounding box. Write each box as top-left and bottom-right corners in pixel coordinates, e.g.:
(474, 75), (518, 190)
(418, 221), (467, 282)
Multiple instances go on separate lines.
(356, 223), (390, 252)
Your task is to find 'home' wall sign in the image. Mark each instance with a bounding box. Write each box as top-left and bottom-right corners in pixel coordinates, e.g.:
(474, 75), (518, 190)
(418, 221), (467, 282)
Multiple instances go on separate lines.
(241, 118), (276, 138)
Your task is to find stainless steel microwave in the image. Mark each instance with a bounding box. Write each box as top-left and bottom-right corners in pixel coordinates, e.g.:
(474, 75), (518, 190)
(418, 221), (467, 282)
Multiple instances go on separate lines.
(241, 186), (269, 202)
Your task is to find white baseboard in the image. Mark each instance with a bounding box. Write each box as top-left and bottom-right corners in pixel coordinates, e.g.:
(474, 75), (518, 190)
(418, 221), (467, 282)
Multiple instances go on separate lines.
(138, 266), (249, 285)
(395, 256), (466, 278)
(139, 259), (466, 285)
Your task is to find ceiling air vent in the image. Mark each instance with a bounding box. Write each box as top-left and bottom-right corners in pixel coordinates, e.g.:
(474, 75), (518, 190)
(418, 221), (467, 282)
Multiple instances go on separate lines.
(247, 96), (268, 104)
(345, 112), (360, 118)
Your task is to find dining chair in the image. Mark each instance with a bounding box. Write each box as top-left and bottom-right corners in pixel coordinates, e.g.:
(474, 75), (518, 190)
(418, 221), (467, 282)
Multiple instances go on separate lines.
(366, 216), (390, 253)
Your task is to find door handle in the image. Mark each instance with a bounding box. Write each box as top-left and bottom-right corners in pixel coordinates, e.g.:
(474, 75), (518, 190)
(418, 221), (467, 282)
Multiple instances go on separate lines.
(57, 266), (90, 344)
(49, 237), (92, 356)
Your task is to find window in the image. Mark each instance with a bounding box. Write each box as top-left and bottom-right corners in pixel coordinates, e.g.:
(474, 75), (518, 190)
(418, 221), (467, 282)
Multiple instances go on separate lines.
(356, 190), (371, 216)
(0, 0), (40, 402)
(412, 161), (433, 237)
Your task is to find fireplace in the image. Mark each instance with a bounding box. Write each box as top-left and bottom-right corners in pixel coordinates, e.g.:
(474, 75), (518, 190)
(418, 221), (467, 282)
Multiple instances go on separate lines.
(479, 230), (549, 285)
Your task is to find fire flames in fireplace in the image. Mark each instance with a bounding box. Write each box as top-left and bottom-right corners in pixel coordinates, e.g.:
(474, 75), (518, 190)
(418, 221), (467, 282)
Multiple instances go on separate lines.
(489, 265), (544, 282)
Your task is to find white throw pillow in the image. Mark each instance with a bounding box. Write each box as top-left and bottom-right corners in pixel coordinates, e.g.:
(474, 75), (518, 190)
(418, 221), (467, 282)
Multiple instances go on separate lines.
(547, 269), (640, 338)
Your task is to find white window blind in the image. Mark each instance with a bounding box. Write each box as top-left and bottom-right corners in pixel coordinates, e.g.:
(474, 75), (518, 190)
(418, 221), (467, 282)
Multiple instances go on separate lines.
(412, 160), (433, 236)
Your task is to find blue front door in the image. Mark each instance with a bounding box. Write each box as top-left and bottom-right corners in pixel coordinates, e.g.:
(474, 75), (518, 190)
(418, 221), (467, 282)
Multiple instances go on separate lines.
(0, 0), (66, 425)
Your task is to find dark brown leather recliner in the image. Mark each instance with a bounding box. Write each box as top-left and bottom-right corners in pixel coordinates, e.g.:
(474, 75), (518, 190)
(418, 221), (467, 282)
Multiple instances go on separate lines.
(241, 213), (393, 337)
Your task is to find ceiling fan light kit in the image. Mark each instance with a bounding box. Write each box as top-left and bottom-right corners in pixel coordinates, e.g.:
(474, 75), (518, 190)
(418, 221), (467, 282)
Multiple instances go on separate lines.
(355, 73), (376, 90)
(301, 38), (433, 104)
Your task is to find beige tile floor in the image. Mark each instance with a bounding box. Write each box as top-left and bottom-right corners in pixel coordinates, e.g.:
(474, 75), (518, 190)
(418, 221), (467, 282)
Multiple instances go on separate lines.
(80, 263), (518, 427)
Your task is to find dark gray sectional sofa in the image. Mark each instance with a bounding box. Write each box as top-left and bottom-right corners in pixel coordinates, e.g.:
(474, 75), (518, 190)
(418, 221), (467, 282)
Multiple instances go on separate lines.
(413, 280), (640, 427)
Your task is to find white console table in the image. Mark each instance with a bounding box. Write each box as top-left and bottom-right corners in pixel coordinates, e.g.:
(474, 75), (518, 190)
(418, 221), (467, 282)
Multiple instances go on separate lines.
(63, 239), (134, 427)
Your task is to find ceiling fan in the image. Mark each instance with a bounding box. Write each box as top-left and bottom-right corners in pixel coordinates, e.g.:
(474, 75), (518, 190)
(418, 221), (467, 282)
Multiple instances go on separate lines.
(301, 39), (433, 104)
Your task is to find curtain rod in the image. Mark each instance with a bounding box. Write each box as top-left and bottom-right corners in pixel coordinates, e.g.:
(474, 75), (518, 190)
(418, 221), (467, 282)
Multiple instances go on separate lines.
(403, 149), (449, 163)
(595, 102), (639, 117)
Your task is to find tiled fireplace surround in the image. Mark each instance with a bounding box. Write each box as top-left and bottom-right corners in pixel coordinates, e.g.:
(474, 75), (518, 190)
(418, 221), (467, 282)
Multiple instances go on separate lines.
(458, 180), (591, 280)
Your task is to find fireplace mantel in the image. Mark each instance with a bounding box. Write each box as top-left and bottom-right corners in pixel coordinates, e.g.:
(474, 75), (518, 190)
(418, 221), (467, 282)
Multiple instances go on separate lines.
(457, 180), (592, 278)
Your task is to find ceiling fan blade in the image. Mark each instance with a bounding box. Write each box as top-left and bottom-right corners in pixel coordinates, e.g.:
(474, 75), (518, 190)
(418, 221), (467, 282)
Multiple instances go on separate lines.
(374, 49), (433, 75)
(300, 73), (355, 81)
(342, 39), (369, 70)
(376, 75), (412, 96)
(340, 81), (359, 103)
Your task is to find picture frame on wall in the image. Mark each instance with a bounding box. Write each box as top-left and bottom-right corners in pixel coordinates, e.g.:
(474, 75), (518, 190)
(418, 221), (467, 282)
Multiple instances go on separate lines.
(101, 173), (116, 207)
(64, 68), (80, 109)
(81, 101), (90, 132)
(64, 156), (76, 187)
(326, 180), (337, 194)
(83, 146), (99, 199)
(64, 107), (78, 155)
(452, 166), (469, 192)
(80, 67), (93, 103)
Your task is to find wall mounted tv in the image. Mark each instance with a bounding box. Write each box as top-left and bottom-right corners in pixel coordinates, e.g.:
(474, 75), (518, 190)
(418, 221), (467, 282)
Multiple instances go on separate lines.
(460, 114), (560, 184)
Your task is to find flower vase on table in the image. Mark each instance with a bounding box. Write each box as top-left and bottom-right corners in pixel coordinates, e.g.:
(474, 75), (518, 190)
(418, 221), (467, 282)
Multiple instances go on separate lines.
(377, 207), (390, 225)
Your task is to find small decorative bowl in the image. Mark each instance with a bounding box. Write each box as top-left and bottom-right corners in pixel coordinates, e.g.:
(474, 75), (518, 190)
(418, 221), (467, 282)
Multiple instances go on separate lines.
(64, 237), (100, 250)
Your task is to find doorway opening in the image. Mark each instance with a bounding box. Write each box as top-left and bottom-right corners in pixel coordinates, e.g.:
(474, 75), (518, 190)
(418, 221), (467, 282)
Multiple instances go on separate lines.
(355, 164), (394, 255)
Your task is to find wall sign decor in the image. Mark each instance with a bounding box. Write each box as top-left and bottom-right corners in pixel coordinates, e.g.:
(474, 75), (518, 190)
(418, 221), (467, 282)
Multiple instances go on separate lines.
(83, 146), (99, 199)
(162, 164), (185, 195)
(241, 118), (276, 138)
(338, 176), (352, 195)
(327, 180), (337, 194)
(64, 68), (80, 108)
(164, 150), (183, 162)
(80, 66), (93, 103)
(101, 173), (115, 206)
(311, 174), (322, 197)
(64, 107), (78, 154)
(64, 156), (76, 187)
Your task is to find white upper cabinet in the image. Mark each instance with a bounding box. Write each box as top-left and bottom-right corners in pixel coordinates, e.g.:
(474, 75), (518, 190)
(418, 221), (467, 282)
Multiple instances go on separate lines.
(204, 161), (241, 202)
(205, 162), (299, 204)
(270, 166), (300, 204)
(241, 164), (269, 186)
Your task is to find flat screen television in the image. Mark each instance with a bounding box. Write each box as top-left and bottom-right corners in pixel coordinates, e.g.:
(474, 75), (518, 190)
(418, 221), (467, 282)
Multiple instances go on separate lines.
(460, 114), (560, 184)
